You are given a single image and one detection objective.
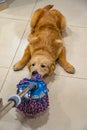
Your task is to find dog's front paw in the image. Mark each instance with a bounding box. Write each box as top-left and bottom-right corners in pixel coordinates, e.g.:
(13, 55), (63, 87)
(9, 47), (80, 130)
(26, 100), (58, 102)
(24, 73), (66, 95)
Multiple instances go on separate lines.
(64, 63), (75, 74)
(13, 62), (24, 71)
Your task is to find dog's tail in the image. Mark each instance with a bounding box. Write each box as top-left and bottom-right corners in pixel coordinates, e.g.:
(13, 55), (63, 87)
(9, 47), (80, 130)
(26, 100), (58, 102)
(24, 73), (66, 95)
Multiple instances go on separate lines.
(43, 5), (54, 11)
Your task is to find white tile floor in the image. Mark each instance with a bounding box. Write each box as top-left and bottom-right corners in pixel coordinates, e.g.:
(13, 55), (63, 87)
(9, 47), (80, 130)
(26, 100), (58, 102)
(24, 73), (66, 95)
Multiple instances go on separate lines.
(0, 0), (87, 130)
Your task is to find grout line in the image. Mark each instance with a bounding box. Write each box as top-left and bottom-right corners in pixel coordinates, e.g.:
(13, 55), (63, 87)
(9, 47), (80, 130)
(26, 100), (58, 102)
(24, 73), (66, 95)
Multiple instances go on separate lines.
(57, 74), (87, 81)
(0, 66), (9, 69)
(9, 26), (27, 69)
(29, 0), (38, 18)
(0, 68), (10, 92)
(0, 16), (29, 22)
(68, 24), (87, 29)
(0, 18), (86, 29)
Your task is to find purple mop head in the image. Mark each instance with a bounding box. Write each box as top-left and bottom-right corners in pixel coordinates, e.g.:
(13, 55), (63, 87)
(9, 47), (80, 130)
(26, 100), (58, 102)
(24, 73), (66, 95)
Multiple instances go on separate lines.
(16, 74), (49, 116)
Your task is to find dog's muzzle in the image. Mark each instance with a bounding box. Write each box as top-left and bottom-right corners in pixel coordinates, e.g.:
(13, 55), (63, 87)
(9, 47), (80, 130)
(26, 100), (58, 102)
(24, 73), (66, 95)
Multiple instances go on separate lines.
(32, 71), (38, 76)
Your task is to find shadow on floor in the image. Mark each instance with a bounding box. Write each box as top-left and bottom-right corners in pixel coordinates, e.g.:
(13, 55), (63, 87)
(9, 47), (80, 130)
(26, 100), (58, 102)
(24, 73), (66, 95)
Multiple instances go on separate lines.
(16, 109), (49, 130)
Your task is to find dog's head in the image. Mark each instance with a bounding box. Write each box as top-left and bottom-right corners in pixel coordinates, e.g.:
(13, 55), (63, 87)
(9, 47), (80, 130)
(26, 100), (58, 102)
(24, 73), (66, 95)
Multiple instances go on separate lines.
(28, 54), (55, 77)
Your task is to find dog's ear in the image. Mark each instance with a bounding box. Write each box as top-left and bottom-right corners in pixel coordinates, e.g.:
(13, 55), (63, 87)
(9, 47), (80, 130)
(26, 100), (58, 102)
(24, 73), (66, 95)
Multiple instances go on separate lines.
(27, 61), (31, 71)
(50, 62), (56, 74)
(55, 39), (63, 56)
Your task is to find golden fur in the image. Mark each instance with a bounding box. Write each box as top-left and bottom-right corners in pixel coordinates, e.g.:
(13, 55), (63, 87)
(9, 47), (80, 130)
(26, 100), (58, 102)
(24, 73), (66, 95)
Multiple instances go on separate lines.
(13, 5), (75, 77)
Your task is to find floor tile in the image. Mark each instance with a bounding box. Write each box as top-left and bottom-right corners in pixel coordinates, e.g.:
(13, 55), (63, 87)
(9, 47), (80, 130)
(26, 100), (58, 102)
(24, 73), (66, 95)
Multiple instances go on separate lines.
(0, 18), (27, 68)
(36, 0), (87, 27)
(11, 26), (30, 70)
(0, 0), (37, 20)
(47, 75), (87, 130)
(0, 75), (87, 130)
(55, 26), (87, 79)
(0, 69), (29, 101)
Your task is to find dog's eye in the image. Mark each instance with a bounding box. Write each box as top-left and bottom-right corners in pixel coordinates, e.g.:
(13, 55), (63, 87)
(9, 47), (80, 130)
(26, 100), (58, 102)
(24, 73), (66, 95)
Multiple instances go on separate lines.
(32, 63), (35, 66)
(41, 64), (46, 68)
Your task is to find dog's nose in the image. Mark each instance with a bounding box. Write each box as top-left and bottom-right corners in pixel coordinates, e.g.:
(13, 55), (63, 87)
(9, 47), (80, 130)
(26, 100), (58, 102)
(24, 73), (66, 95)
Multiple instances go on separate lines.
(32, 71), (38, 75)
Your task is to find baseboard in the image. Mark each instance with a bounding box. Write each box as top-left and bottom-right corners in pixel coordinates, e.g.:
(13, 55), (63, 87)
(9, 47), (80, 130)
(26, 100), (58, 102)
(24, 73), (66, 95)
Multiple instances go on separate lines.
(0, 1), (8, 11)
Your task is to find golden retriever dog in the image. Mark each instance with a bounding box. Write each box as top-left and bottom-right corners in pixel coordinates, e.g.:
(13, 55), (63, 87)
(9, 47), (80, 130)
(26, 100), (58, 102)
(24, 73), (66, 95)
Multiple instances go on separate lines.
(13, 5), (75, 77)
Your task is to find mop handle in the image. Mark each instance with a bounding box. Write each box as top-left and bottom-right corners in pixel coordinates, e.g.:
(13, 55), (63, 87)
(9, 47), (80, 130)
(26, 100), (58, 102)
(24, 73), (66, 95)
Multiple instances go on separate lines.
(0, 84), (36, 119)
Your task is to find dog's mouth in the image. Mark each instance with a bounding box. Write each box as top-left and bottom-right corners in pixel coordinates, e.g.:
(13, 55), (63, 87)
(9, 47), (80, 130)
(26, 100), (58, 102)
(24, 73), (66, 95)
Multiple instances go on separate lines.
(32, 71), (38, 76)
(31, 71), (44, 80)
(31, 71), (48, 78)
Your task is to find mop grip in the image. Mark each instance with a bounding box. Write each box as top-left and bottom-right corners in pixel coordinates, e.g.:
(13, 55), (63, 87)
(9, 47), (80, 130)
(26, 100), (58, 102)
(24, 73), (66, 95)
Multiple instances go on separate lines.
(8, 94), (21, 107)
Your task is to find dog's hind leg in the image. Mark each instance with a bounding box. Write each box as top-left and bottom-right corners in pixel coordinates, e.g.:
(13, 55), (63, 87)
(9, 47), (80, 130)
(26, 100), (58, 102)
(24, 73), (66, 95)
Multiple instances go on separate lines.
(30, 5), (53, 32)
(30, 9), (44, 32)
(51, 9), (67, 32)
